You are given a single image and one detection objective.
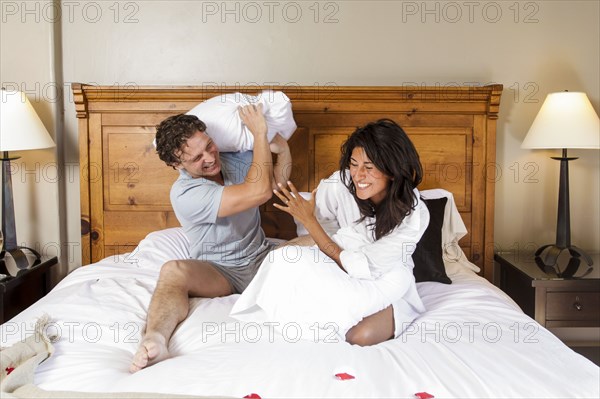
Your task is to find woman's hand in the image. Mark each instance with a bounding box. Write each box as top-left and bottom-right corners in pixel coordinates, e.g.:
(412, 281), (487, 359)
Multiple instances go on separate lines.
(272, 181), (317, 227)
(274, 181), (344, 271)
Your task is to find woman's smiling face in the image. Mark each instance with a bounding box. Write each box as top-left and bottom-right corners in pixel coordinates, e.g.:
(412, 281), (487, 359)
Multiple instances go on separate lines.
(349, 146), (391, 205)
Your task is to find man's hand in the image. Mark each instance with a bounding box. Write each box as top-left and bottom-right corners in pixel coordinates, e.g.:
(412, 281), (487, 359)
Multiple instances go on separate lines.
(269, 133), (289, 154)
(239, 104), (268, 138)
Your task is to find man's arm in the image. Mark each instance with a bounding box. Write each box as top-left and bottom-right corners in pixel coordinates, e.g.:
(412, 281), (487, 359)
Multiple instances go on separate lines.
(217, 104), (273, 217)
(270, 133), (292, 190)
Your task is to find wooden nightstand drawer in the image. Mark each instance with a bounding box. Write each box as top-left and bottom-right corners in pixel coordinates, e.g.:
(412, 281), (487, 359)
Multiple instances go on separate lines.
(546, 292), (600, 323)
(496, 251), (600, 365)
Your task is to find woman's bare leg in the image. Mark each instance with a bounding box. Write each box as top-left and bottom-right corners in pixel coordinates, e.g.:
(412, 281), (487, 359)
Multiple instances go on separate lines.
(345, 306), (394, 346)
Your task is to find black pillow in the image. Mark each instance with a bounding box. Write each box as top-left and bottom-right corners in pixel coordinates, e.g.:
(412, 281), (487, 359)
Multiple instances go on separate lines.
(412, 197), (452, 284)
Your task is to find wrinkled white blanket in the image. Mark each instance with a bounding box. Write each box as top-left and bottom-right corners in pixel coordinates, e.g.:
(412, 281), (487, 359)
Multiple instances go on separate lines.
(231, 243), (423, 340)
(0, 316), (224, 398)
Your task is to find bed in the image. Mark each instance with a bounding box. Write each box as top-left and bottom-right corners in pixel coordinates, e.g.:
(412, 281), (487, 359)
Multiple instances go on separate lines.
(1, 84), (598, 398)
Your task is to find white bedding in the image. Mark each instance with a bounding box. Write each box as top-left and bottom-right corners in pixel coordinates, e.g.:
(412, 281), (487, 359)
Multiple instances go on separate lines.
(1, 229), (598, 398)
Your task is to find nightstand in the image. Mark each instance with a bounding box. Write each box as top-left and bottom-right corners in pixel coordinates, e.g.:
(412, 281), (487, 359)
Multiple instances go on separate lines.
(495, 251), (600, 365)
(0, 256), (58, 324)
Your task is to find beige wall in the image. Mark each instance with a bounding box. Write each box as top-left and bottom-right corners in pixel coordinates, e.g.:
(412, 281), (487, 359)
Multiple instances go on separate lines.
(2, 0), (599, 276)
(1, 2), (62, 275)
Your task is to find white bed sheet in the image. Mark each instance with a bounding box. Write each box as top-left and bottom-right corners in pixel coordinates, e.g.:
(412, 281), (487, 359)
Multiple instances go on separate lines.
(1, 236), (598, 398)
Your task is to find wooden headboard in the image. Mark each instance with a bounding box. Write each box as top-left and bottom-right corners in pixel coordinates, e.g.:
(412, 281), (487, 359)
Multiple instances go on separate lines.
(73, 84), (503, 281)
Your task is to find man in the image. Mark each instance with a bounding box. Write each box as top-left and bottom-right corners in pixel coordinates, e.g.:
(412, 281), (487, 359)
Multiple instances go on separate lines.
(130, 104), (291, 372)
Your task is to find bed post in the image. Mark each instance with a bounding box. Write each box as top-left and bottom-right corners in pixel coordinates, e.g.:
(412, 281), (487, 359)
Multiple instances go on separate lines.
(72, 83), (92, 266)
(484, 84), (503, 282)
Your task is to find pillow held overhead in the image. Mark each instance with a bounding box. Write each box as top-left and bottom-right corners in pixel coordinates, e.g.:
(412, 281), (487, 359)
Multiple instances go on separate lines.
(186, 90), (297, 152)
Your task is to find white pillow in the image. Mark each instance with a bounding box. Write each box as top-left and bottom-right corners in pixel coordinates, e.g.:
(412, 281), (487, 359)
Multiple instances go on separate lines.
(125, 228), (190, 271)
(292, 192), (313, 236)
(186, 90), (297, 152)
(125, 228), (286, 271)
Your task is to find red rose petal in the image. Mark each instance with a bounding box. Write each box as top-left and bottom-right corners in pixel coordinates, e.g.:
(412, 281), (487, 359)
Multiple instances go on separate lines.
(415, 392), (434, 399)
(243, 394), (261, 399)
(5, 367), (15, 375)
(335, 372), (355, 380)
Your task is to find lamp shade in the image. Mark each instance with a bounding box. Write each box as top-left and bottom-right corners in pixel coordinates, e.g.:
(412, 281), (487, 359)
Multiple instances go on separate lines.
(521, 91), (600, 149)
(0, 89), (55, 151)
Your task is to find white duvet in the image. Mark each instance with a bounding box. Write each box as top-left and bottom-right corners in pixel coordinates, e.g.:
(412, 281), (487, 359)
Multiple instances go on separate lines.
(230, 244), (420, 341)
(1, 229), (598, 398)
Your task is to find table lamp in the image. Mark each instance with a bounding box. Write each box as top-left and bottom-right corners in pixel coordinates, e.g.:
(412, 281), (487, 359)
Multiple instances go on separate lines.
(521, 91), (600, 277)
(0, 89), (56, 269)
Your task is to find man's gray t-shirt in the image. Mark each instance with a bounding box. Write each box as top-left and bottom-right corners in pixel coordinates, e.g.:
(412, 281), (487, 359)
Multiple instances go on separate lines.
(170, 151), (270, 267)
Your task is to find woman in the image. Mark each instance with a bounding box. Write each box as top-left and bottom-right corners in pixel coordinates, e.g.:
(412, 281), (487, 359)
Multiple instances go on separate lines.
(231, 119), (429, 345)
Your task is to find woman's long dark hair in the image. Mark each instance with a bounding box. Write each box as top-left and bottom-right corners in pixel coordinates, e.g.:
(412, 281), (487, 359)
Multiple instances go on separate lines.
(339, 119), (423, 240)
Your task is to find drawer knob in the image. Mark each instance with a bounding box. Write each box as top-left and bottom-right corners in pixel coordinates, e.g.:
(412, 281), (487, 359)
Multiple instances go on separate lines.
(573, 296), (583, 311)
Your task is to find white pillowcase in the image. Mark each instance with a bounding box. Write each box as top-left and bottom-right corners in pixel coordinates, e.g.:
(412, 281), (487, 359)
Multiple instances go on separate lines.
(126, 228), (286, 271)
(186, 90), (297, 152)
(291, 192), (313, 236)
(125, 228), (190, 271)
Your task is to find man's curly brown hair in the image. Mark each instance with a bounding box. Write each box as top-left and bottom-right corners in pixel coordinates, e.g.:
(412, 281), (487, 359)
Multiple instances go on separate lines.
(155, 114), (207, 168)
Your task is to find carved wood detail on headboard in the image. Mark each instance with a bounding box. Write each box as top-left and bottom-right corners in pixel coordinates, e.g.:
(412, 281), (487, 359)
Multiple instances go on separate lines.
(73, 84), (503, 281)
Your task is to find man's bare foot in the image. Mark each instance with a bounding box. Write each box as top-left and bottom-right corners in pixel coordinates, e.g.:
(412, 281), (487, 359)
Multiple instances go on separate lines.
(130, 333), (169, 373)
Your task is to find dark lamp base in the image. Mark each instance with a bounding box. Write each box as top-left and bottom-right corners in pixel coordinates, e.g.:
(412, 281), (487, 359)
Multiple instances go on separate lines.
(534, 244), (593, 278)
(0, 246), (42, 271)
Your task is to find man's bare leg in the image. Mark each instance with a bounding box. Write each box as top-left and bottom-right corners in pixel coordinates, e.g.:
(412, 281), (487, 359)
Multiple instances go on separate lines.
(130, 259), (233, 372)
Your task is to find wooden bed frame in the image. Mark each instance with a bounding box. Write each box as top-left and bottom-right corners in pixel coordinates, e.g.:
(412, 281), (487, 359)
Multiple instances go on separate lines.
(73, 84), (503, 281)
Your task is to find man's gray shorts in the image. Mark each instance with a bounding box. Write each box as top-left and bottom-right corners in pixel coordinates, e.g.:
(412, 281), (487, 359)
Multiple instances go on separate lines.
(211, 244), (275, 294)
